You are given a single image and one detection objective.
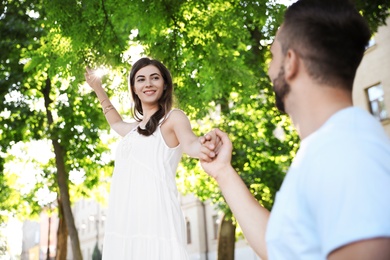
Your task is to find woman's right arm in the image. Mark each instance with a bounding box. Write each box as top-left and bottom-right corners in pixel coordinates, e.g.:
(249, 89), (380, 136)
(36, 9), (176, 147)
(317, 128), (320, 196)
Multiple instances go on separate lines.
(85, 68), (137, 137)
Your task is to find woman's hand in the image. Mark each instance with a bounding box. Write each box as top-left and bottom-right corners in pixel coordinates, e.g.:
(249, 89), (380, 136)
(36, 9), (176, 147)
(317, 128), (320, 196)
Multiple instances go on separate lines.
(199, 129), (221, 156)
(85, 67), (103, 91)
(200, 128), (233, 179)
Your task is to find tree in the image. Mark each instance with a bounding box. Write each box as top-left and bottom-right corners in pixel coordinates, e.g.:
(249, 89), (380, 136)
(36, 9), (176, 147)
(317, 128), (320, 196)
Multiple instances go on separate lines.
(1, 0), (125, 258)
(1, 0), (47, 222)
(1, 0), (389, 259)
(354, 0), (390, 33)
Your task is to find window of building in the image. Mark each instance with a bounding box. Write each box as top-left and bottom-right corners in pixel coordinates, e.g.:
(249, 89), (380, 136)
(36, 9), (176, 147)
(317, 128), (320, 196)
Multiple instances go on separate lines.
(81, 221), (86, 235)
(186, 218), (191, 244)
(34, 230), (39, 243)
(101, 214), (106, 229)
(366, 84), (388, 121)
(88, 218), (91, 233)
(366, 37), (376, 49)
(212, 215), (220, 240)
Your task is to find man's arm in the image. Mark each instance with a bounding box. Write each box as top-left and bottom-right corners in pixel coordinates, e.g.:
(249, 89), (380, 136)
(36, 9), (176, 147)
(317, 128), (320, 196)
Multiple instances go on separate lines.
(201, 129), (270, 260)
(328, 238), (390, 260)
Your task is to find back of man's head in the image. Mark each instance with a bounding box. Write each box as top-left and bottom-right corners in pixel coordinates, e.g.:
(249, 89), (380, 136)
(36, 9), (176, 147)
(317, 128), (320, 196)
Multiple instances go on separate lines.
(279, 0), (371, 89)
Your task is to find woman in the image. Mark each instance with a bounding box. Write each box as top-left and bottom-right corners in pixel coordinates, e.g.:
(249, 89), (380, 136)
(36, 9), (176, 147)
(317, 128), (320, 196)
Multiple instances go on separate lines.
(85, 57), (217, 259)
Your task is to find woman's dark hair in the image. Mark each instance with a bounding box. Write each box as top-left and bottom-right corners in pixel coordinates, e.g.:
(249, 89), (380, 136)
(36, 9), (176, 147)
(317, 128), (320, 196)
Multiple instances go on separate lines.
(279, 0), (371, 89)
(128, 57), (173, 136)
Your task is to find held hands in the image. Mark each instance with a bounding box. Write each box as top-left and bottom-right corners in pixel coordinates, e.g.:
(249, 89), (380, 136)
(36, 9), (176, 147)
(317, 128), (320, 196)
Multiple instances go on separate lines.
(199, 128), (233, 179)
(198, 129), (219, 162)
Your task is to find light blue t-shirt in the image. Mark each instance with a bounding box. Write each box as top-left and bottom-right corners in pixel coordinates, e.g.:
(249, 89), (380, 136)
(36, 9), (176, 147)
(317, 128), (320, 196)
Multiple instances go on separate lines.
(266, 107), (390, 259)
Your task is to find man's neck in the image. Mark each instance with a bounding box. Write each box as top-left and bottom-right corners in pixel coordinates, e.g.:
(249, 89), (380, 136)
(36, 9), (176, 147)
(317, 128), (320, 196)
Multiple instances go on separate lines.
(287, 86), (353, 140)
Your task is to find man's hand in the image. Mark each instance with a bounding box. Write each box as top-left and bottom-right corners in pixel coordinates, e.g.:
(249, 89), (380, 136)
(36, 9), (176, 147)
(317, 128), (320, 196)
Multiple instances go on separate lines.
(200, 128), (233, 179)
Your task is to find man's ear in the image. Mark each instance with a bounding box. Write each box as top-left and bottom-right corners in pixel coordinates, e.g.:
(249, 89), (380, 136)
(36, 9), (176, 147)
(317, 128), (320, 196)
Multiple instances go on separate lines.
(284, 49), (299, 80)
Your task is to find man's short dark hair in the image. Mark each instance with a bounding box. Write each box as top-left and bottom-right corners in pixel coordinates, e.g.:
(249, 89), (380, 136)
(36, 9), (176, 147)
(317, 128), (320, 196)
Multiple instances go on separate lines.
(279, 0), (371, 89)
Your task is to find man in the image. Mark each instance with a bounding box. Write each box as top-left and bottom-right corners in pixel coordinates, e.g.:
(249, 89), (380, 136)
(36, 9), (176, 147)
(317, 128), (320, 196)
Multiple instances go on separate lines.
(200, 0), (390, 259)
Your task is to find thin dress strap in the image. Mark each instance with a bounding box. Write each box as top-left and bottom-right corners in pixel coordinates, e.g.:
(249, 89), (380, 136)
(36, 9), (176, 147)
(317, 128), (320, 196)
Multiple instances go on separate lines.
(160, 109), (181, 126)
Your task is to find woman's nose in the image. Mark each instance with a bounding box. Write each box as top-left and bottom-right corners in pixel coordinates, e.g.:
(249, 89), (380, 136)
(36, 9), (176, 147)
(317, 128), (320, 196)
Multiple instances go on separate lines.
(144, 79), (152, 87)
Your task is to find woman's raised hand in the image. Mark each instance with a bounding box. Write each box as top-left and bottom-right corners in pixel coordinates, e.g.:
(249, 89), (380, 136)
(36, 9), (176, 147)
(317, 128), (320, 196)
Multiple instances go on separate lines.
(85, 67), (103, 90)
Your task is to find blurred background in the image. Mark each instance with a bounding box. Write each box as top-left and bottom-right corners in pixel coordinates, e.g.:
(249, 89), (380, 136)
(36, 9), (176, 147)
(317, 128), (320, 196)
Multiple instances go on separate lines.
(1, 0), (389, 259)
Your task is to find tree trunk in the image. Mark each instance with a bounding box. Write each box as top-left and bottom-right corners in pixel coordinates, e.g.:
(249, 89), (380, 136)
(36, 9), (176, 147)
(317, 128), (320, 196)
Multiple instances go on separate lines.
(217, 213), (236, 260)
(43, 77), (83, 260)
(56, 198), (68, 260)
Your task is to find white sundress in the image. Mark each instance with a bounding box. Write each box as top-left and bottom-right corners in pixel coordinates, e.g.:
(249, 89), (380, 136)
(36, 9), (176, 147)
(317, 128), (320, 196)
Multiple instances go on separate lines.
(102, 112), (189, 259)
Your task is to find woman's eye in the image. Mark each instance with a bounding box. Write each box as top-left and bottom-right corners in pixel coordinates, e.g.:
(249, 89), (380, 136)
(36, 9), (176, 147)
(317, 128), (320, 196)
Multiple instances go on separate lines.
(137, 78), (145, 82)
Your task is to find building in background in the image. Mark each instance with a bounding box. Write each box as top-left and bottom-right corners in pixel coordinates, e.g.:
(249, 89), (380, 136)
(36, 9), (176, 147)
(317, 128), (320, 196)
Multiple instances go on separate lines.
(66, 195), (259, 260)
(66, 199), (106, 260)
(353, 16), (390, 137)
(20, 221), (39, 260)
(180, 194), (259, 260)
(21, 210), (58, 260)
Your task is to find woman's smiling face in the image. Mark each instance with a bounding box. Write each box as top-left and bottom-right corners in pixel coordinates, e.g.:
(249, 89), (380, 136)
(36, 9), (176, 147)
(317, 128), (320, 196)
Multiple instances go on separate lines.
(133, 65), (165, 105)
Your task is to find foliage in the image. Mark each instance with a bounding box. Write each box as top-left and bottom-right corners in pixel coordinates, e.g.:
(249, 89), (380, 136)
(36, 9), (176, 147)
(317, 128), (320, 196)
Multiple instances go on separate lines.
(0, 0), (46, 222)
(1, 0), (389, 257)
(0, 0), (123, 216)
(354, 0), (390, 33)
(0, 0), (126, 256)
(127, 0), (295, 213)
